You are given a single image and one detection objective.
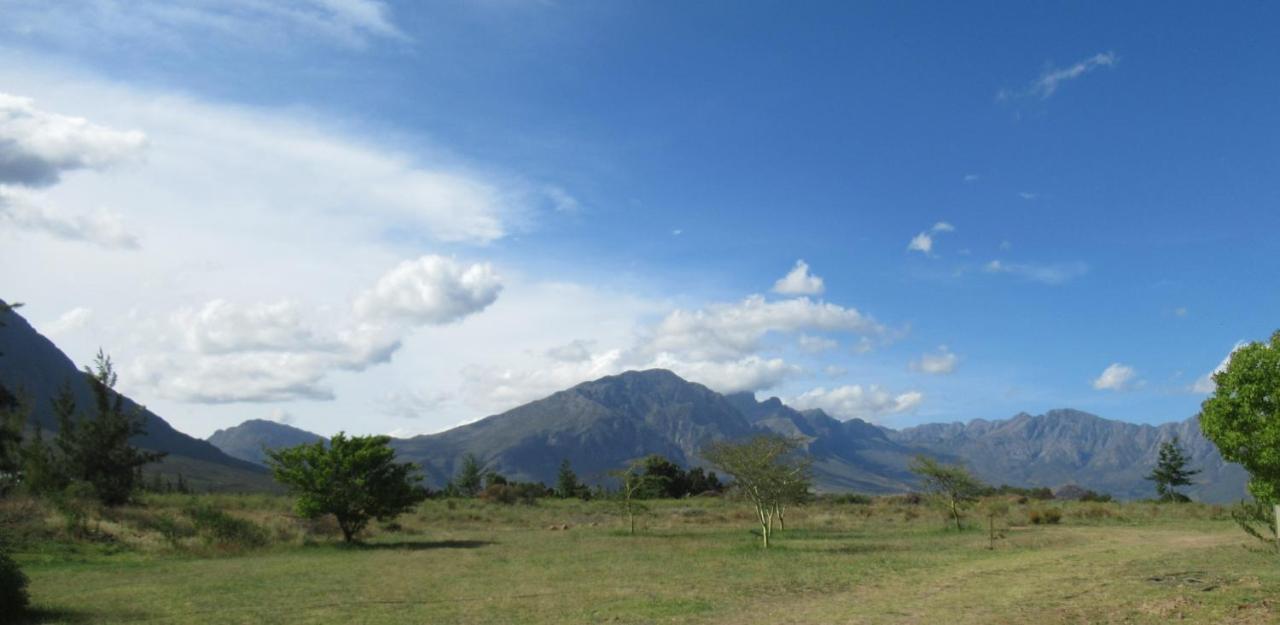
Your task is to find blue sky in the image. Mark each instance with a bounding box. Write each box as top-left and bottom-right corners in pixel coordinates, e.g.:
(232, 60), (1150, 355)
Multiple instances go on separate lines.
(1, 1), (1277, 437)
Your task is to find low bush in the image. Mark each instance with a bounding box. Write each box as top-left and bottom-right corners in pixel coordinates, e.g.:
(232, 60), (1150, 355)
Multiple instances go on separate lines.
(1029, 507), (1062, 525)
(184, 504), (268, 549)
(0, 548), (28, 616)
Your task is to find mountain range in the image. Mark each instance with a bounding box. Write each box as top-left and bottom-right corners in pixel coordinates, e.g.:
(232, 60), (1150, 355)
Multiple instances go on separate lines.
(1, 301), (1249, 502)
(211, 370), (1247, 502)
(0, 302), (275, 492)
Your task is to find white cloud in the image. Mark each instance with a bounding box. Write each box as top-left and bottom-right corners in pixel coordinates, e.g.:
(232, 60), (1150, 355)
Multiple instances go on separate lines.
(1000, 52), (1117, 101)
(546, 339), (595, 362)
(797, 334), (837, 353)
(789, 385), (924, 422)
(772, 260), (825, 295)
(649, 354), (799, 395)
(354, 256), (502, 325)
(984, 260), (1088, 285)
(266, 408), (297, 425)
(0, 93), (146, 187)
(0, 186), (140, 249)
(907, 232), (934, 255)
(1018, 192), (1038, 200)
(908, 222), (954, 256)
(643, 295), (884, 362)
(911, 345), (958, 375)
(43, 306), (93, 337)
(1190, 342), (1247, 394)
(963, 174), (979, 183)
(174, 299), (341, 355)
(1092, 363), (1137, 391)
(1, 0), (405, 52)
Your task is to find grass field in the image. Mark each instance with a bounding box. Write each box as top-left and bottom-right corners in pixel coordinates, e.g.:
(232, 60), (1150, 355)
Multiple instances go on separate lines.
(9, 495), (1280, 624)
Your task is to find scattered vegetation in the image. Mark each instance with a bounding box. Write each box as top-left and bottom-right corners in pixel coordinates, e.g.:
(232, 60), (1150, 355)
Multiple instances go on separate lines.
(1146, 437), (1200, 502)
(703, 434), (811, 548)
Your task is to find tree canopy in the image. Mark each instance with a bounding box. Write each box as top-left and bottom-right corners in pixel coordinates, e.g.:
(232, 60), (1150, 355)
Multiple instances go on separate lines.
(1145, 437), (1200, 502)
(267, 433), (426, 542)
(909, 455), (985, 530)
(1200, 331), (1280, 504)
(703, 435), (811, 548)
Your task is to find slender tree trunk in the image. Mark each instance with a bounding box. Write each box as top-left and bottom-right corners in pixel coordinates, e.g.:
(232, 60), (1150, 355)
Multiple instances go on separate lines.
(988, 515), (995, 550)
(950, 496), (961, 531)
(1274, 503), (1279, 554)
(778, 504), (786, 532)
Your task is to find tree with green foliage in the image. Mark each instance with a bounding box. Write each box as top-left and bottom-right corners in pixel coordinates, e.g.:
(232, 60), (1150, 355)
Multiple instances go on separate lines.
(909, 455), (985, 531)
(50, 353), (165, 506)
(703, 434), (812, 549)
(1200, 331), (1280, 551)
(455, 453), (485, 497)
(266, 433), (427, 543)
(0, 387), (26, 496)
(609, 458), (649, 535)
(555, 459), (586, 499)
(1146, 437), (1200, 502)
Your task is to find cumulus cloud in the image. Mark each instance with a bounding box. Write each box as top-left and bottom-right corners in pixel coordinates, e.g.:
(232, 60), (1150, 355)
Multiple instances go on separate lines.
(907, 222), (954, 256)
(0, 93), (146, 187)
(651, 354), (800, 394)
(355, 255), (502, 325)
(1000, 52), (1117, 100)
(907, 232), (934, 255)
(911, 345), (958, 375)
(643, 295), (884, 362)
(984, 260), (1088, 285)
(1092, 363), (1137, 391)
(790, 385), (924, 422)
(42, 306), (93, 337)
(174, 299), (340, 355)
(797, 334), (837, 353)
(772, 260), (825, 295)
(1190, 342), (1247, 394)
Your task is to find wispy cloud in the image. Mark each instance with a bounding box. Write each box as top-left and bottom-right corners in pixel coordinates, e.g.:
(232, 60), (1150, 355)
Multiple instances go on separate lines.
(984, 260), (1088, 285)
(999, 52), (1117, 101)
(1093, 362), (1137, 391)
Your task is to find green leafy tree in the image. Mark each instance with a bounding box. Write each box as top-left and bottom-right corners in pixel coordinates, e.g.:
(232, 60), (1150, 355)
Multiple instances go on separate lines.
(1200, 331), (1280, 549)
(455, 453), (485, 497)
(0, 387), (26, 496)
(52, 353), (165, 506)
(909, 455), (985, 531)
(703, 435), (812, 549)
(1145, 437), (1200, 502)
(555, 459), (586, 499)
(609, 459), (649, 535)
(266, 433), (427, 543)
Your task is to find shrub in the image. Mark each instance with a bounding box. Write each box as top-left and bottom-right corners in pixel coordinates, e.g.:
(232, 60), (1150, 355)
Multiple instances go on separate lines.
(1028, 508), (1062, 525)
(826, 493), (872, 505)
(184, 505), (268, 549)
(0, 549), (28, 616)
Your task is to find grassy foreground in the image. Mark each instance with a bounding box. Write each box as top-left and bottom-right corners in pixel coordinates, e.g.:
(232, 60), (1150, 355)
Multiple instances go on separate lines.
(9, 495), (1280, 624)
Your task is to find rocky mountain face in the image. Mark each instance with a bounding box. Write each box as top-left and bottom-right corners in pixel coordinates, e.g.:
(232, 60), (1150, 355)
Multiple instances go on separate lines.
(207, 419), (327, 466)
(0, 302), (274, 491)
(890, 409), (1247, 502)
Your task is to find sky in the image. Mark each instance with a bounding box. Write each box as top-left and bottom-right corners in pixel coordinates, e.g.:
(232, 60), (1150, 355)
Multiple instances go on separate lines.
(1, 1), (1277, 439)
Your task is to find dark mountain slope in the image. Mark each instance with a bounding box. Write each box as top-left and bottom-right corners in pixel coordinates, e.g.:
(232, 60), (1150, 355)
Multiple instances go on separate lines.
(207, 419), (327, 465)
(0, 302), (274, 491)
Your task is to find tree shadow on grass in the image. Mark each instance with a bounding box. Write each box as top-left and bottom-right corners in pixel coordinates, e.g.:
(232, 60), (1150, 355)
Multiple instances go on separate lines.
(16, 606), (137, 624)
(355, 539), (494, 551)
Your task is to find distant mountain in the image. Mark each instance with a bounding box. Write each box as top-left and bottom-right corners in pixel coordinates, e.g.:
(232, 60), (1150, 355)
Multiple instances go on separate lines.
(0, 302), (275, 492)
(391, 369), (758, 488)
(890, 409), (1248, 502)
(207, 419), (327, 465)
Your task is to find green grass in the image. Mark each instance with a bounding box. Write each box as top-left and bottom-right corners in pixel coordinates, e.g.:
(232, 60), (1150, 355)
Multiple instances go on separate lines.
(9, 496), (1280, 624)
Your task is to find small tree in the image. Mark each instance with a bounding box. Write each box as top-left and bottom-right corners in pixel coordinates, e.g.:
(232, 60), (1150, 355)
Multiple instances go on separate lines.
(454, 453), (485, 497)
(609, 459), (648, 535)
(1200, 331), (1280, 549)
(0, 387), (26, 496)
(909, 455), (985, 531)
(267, 433), (427, 543)
(1146, 437), (1200, 502)
(52, 353), (165, 506)
(703, 435), (812, 549)
(555, 459), (586, 499)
